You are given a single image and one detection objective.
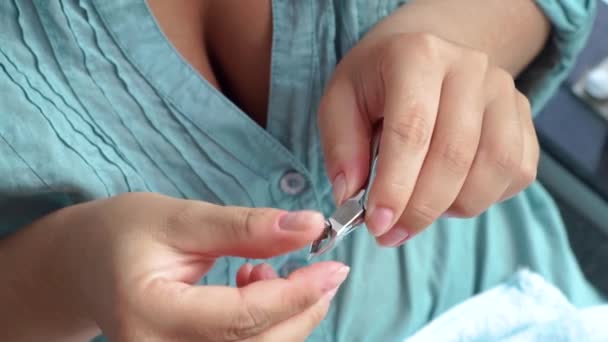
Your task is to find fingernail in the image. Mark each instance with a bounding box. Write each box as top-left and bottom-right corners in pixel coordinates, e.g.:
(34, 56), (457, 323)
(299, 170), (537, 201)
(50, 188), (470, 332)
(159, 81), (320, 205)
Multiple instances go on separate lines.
(258, 264), (278, 280)
(367, 207), (394, 236)
(279, 211), (322, 231)
(323, 265), (350, 292)
(380, 226), (410, 247)
(322, 288), (339, 303)
(440, 210), (457, 218)
(332, 173), (347, 205)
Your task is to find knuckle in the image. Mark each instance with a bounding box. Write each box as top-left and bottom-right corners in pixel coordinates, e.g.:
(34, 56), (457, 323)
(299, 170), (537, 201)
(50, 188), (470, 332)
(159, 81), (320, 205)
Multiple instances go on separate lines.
(480, 141), (519, 174)
(228, 208), (257, 241)
(405, 32), (442, 60)
(407, 202), (439, 229)
(378, 38), (403, 74)
(160, 201), (204, 241)
(283, 286), (318, 314)
(224, 305), (268, 341)
(520, 162), (538, 187)
(380, 33), (441, 71)
(165, 201), (200, 229)
(516, 92), (532, 114)
(466, 50), (489, 71)
(379, 180), (411, 202)
(438, 141), (474, 174)
(452, 200), (484, 218)
(492, 148), (519, 174)
(491, 68), (516, 93)
(387, 113), (432, 149)
(190, 320), (228, 341)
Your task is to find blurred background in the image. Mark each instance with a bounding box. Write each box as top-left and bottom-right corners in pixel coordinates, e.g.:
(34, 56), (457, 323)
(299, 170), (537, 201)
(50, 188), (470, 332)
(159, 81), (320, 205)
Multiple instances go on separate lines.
(534, 0), (608, 295)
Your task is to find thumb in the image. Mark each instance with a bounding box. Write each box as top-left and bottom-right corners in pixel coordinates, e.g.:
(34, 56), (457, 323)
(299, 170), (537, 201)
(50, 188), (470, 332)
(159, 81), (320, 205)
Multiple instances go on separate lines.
(318, 72), (373, 205)
(166, 201), (326, 258)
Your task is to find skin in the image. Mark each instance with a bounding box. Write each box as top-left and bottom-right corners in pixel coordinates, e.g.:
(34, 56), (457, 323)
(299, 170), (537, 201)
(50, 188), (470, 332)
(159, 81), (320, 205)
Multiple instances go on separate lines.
(0, 0), (550, 340)
(1, 194), (346, 341)
(319, 0), (549, 245)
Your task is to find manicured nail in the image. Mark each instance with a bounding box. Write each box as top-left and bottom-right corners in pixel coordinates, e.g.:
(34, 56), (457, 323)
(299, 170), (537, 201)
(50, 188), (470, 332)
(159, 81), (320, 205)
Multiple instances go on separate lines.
(440, 210), (457, 218)
(323, 265), (350, 292)
(380, 226), (410, 247)
(367, 207), (394, 236)
(278, 211), (323, 231)
(322, 288), (339, 303)
(332, 173), (347, 205)
(258, 263), (278, 280)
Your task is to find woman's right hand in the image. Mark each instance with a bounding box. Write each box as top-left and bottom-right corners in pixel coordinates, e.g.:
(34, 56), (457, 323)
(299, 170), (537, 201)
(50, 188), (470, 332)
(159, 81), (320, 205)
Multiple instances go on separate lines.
(52, 193), (349, 341)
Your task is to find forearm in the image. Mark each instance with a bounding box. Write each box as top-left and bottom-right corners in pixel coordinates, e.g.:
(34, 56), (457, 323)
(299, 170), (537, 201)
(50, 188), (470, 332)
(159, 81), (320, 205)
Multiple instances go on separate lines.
(0, 208), (99, 341)
(365, 0), (551, 76)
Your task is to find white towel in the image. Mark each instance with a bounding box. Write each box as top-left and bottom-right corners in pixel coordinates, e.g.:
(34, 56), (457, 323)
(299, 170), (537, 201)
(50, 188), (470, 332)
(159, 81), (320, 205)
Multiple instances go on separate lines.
(406, 269), (608, 342)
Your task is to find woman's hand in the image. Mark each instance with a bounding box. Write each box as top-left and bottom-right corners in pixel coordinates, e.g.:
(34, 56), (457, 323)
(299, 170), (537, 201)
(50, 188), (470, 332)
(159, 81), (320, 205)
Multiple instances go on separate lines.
(11, 193), (348, 341)
(319, 31), (539, 246)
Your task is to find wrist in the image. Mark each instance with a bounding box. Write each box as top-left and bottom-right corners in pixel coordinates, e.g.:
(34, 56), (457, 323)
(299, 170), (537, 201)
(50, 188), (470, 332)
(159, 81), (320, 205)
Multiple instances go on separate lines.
(363, 0), (550, 75)
(0, 204), (100, 341)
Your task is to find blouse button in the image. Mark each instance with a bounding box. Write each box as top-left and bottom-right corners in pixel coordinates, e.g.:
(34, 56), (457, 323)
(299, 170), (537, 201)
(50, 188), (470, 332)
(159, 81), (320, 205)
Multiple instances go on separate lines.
(279, 170), (307, 195)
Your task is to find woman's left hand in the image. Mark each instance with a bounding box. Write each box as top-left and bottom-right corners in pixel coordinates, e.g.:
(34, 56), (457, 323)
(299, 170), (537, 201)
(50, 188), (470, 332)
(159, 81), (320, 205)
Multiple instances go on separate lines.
(318, 31), (539, 247)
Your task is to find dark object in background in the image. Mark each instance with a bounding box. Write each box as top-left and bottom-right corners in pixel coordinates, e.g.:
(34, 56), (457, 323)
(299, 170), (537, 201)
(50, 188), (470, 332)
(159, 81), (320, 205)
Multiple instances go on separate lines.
(534, 2), (608, 296)
(535, 3), (608, 202)
(572, 57), (608, 120)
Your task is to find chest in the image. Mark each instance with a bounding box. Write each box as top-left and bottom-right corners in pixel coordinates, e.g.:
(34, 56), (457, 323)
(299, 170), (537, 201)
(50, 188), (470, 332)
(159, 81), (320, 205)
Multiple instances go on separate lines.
(147, 0), (272, 126)
(2, 0), (347, 212)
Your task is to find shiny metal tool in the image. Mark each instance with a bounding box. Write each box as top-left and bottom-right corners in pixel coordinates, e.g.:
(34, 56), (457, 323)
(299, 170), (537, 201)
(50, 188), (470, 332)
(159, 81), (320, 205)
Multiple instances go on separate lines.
(308, 125), (382, 259)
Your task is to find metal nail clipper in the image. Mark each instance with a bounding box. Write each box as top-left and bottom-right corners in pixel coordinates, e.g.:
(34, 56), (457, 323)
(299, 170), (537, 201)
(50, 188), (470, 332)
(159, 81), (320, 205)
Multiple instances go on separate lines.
(308, 124), (382, 259)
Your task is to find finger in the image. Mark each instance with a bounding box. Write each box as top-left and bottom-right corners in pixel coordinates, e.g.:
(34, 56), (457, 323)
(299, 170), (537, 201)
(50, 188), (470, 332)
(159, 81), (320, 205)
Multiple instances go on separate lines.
(253, 291), (334, 342)
(164, 202), (325, 258)
(500, 92), (539, 200)
(248, 263), (279, 283)
(318, 71), (372, 205)
(366, 43), (446, 236)
(377, 54), (486, 246)
(237, 263), (254, 288)
(150, 261), (349, 341)
(448, 69), (523, 218)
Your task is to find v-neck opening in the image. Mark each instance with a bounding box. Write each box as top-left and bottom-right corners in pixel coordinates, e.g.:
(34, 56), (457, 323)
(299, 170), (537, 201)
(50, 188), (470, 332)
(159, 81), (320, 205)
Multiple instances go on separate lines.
(91, 0), (310, 177)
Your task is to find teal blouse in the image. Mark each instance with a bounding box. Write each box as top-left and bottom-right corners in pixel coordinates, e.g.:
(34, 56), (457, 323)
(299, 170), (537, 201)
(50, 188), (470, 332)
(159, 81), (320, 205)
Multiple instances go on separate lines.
(0, 1), (603, 341)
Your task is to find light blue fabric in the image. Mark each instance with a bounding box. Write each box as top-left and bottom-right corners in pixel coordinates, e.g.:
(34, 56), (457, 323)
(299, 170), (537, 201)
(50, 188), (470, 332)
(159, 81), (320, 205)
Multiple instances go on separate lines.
(0, 1), (603, 341)
(407, 269), (608, 342)
(518, 0), (597, 114)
